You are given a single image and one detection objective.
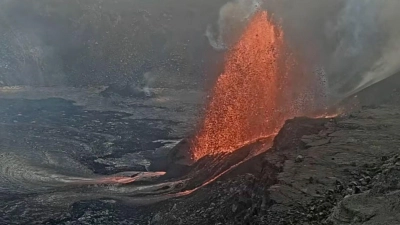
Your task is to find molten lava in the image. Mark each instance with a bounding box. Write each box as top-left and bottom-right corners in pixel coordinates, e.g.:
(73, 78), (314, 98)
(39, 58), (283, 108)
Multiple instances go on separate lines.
(191, 11), (325, 160)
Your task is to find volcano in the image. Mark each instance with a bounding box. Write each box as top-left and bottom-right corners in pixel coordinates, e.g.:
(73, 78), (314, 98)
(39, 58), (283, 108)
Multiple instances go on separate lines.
(191, 11), (327, 160)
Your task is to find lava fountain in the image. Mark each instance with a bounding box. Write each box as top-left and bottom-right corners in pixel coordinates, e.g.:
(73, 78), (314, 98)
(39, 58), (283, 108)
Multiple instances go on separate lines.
(191, 11), (325, 160)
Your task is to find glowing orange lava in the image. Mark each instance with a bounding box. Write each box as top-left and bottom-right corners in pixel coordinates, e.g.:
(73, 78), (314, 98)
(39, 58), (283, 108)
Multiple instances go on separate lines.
(191, 11), (324, 160)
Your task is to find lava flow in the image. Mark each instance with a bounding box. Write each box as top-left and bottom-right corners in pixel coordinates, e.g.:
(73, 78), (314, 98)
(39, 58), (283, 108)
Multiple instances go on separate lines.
(191, 11), (325, 160)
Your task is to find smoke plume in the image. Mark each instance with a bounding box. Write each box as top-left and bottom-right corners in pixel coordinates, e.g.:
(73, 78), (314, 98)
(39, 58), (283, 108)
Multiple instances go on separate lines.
(208, 0), (400, 104)
(206, 0), (262, 51)
(326, 0), (400, 100)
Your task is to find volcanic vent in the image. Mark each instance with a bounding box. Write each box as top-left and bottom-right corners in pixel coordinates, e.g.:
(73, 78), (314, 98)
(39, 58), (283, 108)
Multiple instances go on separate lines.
(191, 11), (327, 160)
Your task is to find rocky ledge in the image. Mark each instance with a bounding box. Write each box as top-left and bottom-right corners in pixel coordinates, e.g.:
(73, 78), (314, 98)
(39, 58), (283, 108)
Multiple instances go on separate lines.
(148, 105), (400, 225)
(21, 104), (400, 225)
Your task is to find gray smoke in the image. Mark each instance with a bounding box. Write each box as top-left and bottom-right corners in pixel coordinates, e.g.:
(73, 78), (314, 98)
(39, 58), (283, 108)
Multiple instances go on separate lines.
(348, 1), (400, 97)
(206, 0), (262, 51)
(1, 0), (399, 98)
(0, 0), (227, 88)
(0, 0), (65, 86)
(326, 0), (400, 100)
(208, 0), (400, 104)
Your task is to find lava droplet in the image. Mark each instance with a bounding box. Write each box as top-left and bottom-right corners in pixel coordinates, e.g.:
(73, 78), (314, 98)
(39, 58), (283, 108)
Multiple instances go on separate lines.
(191, 11), (325, 160)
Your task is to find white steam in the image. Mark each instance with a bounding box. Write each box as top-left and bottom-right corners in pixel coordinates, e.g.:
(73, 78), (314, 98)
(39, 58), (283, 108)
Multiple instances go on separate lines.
(206, 0), (261, 51)
(209, 0), (400, 103)
(326, 0), (400, 99)
(348, 1), (400, 97)
(142, 71), (155, 97)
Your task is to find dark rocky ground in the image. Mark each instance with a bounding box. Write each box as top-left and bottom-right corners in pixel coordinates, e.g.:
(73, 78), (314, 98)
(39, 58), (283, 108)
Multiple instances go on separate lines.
(17, 102), (399, 225)
(0, 87), (201, 224)
(145, 105), (400, 225)
(0, 97), (174, 174)
(1, 78), (400, 224)
(141, 76), (400, 225)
